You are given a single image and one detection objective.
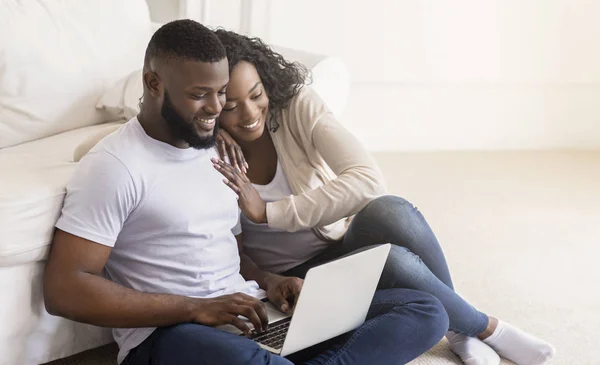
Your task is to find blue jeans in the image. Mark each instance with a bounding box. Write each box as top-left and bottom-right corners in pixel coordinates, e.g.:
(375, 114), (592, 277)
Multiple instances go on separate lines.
(283, 195), (489, 337)
(123, 289), (448, 365)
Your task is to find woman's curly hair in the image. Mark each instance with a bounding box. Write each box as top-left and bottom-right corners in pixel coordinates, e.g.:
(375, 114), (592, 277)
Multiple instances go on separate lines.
(214, 29), (310, 132)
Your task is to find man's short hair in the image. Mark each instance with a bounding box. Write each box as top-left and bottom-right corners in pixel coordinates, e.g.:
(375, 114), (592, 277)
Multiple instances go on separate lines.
(144, 19), (226, 67)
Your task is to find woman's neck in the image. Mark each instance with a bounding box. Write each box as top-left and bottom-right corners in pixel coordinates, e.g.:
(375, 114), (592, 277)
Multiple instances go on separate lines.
(239, 128), (275, 160)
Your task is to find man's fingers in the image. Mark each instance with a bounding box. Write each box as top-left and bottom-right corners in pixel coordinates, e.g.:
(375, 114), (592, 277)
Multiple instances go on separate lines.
(226, 314), (252, 336)
(284, 279), (303, 312)
(236, 305), (264, 333)
(230, 293), (268, 330)
(270, 289), (291, 314)
(250, 299), (270, 330)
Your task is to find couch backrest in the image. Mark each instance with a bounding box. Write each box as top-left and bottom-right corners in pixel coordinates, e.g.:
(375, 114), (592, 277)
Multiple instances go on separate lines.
(0, 0), (152, 149)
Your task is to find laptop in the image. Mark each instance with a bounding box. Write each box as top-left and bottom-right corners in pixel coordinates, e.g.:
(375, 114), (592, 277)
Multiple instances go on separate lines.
(218, 243), (391, 357)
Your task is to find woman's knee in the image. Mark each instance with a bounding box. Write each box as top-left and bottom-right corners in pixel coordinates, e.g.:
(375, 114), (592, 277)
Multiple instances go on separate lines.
(378, 245), (425, 288)
(395, 289), (449, 342)
(354, 195), (417, 227)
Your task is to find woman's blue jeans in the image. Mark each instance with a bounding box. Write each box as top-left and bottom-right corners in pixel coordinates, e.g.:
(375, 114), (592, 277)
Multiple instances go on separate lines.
(283, 195), (489, 337)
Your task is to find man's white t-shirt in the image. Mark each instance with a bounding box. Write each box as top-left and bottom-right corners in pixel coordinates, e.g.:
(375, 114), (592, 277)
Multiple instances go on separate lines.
(55, 118), (260, 363)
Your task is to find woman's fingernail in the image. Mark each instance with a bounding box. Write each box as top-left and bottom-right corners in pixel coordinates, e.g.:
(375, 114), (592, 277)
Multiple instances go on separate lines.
(213, 164), (220, 169)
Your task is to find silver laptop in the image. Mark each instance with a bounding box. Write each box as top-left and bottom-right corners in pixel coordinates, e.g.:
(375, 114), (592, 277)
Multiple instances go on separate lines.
(219, 243), (391, 357)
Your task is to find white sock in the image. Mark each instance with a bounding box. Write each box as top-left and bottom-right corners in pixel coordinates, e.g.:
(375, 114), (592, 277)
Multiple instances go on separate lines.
(483, 321), (555, 365)
(446, 331), (500, 365)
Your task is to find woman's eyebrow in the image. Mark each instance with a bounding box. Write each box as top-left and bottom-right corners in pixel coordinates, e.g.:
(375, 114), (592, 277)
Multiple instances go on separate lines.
(226, 81), (262, 102)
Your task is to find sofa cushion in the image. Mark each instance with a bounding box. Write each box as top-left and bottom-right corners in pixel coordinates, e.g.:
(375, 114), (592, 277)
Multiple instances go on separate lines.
(0, 123), (121, 267)
(0, 0), (151, 148)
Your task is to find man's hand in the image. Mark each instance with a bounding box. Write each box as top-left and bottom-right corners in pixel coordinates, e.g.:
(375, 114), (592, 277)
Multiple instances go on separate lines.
(211, 157), (268, 224)
(190, 293), (269, 336)
(265, 275), (304, 314)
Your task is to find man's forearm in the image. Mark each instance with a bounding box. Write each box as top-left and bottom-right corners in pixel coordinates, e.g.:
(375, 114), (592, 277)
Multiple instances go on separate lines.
(45, 271), (195, 328)
(239, 253), (277, 290)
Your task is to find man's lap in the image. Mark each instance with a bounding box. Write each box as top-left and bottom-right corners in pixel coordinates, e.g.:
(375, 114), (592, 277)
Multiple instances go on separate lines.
(123, 323), (292, 365)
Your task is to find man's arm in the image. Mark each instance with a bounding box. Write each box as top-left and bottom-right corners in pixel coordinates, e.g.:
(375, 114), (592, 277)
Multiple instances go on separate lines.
(235, 233), (277, 290)
(43, 229), (268, 333)
(235, 233), (303, 313)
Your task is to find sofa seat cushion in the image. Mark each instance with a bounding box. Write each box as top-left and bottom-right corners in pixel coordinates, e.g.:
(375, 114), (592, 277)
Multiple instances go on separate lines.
(0, 123), (122, 267)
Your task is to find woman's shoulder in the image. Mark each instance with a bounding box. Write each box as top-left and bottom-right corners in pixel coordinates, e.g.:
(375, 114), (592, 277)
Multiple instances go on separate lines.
(281, 86), (330, 132)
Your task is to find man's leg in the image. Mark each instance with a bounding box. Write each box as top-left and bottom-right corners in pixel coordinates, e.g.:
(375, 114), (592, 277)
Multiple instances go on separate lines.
(124, 323), (293, 365)
(299, 289), (449, 365)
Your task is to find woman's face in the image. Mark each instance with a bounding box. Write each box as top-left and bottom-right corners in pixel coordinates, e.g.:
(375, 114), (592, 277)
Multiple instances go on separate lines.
(218, 61), (270, 143)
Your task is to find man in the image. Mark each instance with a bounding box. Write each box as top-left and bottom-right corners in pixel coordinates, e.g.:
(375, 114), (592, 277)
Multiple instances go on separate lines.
(43, 20), (448, 364)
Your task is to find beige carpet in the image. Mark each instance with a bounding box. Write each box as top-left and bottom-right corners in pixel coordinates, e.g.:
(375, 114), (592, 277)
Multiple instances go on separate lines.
(47, 151), (600, 365)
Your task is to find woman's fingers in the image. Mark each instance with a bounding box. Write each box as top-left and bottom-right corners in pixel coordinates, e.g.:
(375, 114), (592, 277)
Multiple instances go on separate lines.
(223, 178), (241, 194)
(239, 147), (249, 171)
(228, 144), (238, 171)
(234, 147), (247, 174)
(212, 158), (249, 182)
(216, 135), (229, 162)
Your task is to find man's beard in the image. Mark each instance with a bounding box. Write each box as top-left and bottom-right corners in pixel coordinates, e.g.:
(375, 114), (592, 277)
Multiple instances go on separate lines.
(161, 89), (218, 150)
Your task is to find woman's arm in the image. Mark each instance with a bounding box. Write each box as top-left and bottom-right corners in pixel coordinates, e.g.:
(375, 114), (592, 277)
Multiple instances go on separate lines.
(267, 88), (387, 232)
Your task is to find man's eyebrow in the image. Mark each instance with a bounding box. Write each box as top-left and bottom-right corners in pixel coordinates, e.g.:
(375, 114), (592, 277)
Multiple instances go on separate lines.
(189, 86), (213, 91)
(189, 83), (228, 92)
(226, 82), (262, 102)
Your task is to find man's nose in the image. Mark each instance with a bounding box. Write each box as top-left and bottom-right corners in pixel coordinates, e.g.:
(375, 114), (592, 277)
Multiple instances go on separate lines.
(203, 94), (223, 116)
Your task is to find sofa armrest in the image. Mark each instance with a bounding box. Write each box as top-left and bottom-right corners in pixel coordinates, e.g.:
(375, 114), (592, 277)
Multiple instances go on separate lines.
(272, 46), (350, 118)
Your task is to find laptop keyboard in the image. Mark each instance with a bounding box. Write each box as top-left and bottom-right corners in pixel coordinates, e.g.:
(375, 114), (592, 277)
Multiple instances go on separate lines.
(249, 317), (292, 350)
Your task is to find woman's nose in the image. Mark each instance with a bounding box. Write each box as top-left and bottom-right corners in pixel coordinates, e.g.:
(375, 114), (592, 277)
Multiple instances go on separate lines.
(241, 102), (257, 120)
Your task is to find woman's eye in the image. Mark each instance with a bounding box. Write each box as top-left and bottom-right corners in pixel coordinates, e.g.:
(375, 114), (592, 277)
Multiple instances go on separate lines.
(223, 105), (237, 112)
(191, 94), (206, 100)
(251, 92), (263, 100)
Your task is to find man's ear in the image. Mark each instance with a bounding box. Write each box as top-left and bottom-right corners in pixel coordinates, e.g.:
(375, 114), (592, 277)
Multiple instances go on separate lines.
(143, 70), (161, 98)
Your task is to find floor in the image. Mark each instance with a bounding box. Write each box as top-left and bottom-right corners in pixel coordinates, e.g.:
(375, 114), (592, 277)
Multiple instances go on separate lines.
(47, 151), (600, 365)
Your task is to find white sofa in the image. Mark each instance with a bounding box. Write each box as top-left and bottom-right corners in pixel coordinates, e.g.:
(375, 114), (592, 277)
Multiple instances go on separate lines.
(0, 1), (349, 364)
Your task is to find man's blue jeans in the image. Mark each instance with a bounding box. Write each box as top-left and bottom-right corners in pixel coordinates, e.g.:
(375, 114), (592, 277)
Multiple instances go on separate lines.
(284, 195), (489, 337)
(123, 289), (448, 365)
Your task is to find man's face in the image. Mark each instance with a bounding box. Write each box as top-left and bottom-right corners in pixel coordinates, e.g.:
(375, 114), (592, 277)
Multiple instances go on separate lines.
(158, 58), (229, 149)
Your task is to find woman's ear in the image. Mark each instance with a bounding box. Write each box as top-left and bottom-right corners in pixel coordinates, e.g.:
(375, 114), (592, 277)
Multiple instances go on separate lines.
(143, 70), (161, 98)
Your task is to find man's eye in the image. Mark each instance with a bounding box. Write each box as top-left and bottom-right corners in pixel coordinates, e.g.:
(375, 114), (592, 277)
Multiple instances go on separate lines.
(191, 94), (206, 100)
(223, 105), (237, 112)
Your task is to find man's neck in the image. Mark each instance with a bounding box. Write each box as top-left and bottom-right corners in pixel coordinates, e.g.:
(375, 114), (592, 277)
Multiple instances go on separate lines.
(137, 108), (189, 149)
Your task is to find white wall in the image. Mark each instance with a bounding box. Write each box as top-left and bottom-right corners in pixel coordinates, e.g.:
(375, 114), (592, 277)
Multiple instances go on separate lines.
(147, 0), (600, 151)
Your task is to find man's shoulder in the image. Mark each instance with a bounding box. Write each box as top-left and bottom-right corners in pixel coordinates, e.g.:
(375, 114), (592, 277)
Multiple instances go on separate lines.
(87, 119), (145, 170)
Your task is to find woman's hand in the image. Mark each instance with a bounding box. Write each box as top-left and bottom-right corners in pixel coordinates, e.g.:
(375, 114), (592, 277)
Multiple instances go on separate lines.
(216, 128), (248, 174)
(212, 158), (267, 224)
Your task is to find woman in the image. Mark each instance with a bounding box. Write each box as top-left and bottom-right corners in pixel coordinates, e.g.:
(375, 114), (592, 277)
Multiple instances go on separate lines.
(212, 29), (555, 365)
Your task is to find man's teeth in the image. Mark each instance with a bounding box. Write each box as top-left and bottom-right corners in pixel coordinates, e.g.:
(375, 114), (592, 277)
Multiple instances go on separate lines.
(199, 118), (215, 124)
(242, 119), (259, 129)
